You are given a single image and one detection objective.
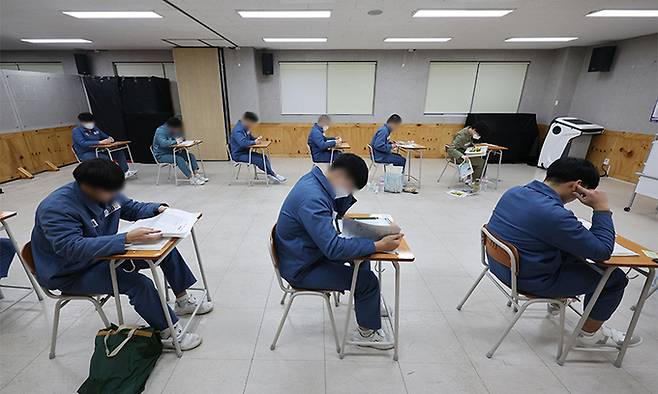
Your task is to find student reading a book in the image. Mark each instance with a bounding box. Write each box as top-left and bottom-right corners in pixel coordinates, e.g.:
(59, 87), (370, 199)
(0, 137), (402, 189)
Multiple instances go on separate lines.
(229, 111), (287, 183)
(487, 157), (641, 348)
(72, 112), (136, 178)
(447, 123), (486, 191)
(30, 159), (213, 350)
(152, 117), (208, 185)
(275, 154), (402, 349)
(370, 114), (406, 168)
(308, 115), (342, 163)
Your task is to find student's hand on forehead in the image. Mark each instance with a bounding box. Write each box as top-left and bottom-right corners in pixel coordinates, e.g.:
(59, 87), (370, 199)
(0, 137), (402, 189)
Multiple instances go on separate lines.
(572, 184), (609, 211)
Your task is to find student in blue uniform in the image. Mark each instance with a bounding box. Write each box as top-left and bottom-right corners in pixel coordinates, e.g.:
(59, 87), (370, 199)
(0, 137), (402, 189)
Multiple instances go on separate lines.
(229, 111), (286, 183)
(487, 158), (641, 348)
(0, 238), (16, 280)
(370, 114), (405, 168)
(308, 115), (342, 163)
(152, 117), (208, 185)
(72, 112), (135, 178)
(275, 154), (402, 349)
(31, 159), (213, 350)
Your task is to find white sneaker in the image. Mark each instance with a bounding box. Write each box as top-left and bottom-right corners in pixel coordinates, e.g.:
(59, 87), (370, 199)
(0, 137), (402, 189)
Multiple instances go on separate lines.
(124, 170), (138, 179)
(351, 328), (394, 350)
(160, 322), (203, 351)
(190, 176), (205, 185)
(174, 294), (214, 316)
(274, 174), (287, 183)
(577, 326), (643, 349)
(195, 174), (209, 182)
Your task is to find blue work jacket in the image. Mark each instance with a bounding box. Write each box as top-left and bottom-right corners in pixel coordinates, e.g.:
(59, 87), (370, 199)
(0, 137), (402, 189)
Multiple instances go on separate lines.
(370, 124), (393, 161)
(31, 182), (161, 289)
(152, 123), (178, 158)
(275, 166), (376, 282)
(229, 121), (257, 159)
(487, 180), (615, 292)
(308, 123), (336, 160)
(72, 125), (110, 160)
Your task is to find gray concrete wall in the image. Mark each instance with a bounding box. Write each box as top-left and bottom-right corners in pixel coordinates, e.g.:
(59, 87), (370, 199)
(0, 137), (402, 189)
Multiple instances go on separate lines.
(569, 34), (658, 135)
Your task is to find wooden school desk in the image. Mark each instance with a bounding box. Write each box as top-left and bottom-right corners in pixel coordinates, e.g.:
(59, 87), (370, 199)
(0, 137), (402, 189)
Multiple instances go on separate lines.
(0, 211), (43, 309)
(172, 139), (207, 185)
(330, 142), (351, 163)
(102, 213), (211, 357)
(92, 140), (135, 166)
(249, 140), (273, 186)
(476, 143), (508, 190)
(339, 214), (415, 361)
(557, 235), (657, 367)
(397, 142), (427, 189)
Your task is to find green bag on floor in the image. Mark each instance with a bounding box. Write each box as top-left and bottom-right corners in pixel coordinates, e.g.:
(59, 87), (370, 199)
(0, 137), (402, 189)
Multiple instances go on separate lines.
(78, 324), (163, 394)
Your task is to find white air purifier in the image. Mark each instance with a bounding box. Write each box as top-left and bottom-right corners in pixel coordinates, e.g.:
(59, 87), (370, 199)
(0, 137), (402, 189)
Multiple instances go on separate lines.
(538, 117), (604, 169)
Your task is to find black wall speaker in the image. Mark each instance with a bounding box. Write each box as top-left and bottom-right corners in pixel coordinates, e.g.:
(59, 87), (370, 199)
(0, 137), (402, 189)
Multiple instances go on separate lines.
(588, 46), (616, 72)
(74, 53), (91, 75)
(262, 53), (274, 75)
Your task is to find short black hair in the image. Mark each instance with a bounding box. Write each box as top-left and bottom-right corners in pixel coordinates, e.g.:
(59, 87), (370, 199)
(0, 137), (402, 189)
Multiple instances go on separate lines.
(73, 159), (125, 191)
(243, 111), (259, 122)
(78, 112), (94, 122)
(329, 153), (369, 190)
(387, 114), (402, 124)
(318, 114), (331, 123)
(546, 157), (600, 189)
(166, 117), (183, 128)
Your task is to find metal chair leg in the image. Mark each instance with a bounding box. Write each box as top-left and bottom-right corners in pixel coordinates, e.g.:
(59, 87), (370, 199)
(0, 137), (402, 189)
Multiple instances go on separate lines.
(90, 297), (111, 327)
(557, 302), (566, 360)
(270, 293), (295, 350)
(156, 166), (161, 185)
(333, 291), (340, 307)
(325, 294), (341, 353)
(456, 267), (488, 310)
(49, 299), (63, 359)
(280, 286), (289, 305)
(437, 161), (450, 183)
(486, 303), (529, 358)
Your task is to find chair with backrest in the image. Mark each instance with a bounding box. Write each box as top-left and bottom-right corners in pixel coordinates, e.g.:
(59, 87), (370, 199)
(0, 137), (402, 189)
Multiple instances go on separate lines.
(268, 225), (341, 353)
(366, 144), (388, 182)
(226, 144), (265, 186)
(21, 242), (111, 359)
(437, 144), (461, 184)
(456, 225), (574, 360)
(150, 145), (177, 185)
(71, 147), (82, 163)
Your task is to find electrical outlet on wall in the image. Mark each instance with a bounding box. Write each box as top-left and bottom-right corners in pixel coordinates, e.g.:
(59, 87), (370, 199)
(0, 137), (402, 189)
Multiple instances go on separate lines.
(603, 158), (610, 166)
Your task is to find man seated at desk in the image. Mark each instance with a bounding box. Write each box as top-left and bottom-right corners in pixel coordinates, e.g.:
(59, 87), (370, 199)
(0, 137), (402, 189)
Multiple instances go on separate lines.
(31, 159), (213, 350)
(447, 123), (485, 191)
(308, 115), (342, 163)
(72, 112), (135, 178)
(229, 111), (286, 183)
(487, 158), (641, 348)
(153, 117), (207, 185)
(275, 153), (402, 349)
(370, 114), (405, 168)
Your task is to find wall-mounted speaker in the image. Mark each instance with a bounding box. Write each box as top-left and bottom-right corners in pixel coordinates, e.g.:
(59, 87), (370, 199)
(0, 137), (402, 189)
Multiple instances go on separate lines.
(588, 46), (616, 72)
(74, 53), (91, 75)
(262, 53), (274, 75)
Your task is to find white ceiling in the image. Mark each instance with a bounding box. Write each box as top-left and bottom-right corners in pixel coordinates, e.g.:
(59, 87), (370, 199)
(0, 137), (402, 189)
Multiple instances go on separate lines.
(1, 0), (657, 51)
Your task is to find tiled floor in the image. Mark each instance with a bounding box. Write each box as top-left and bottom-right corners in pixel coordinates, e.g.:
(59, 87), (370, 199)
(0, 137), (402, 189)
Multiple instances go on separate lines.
(1, 158), (657, 394)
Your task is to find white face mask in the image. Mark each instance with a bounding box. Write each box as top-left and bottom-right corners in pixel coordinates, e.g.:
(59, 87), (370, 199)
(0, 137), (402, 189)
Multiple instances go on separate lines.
(334, 186), (351, 199)
(322, 125), (329, 132)
(472, 132), (481, 140)
(82, 122), (95, 130)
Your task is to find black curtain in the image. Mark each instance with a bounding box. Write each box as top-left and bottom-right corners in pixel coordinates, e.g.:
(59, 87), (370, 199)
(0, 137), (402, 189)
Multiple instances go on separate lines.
(465, 113), (539, 164)
(82, 76), (174, 163)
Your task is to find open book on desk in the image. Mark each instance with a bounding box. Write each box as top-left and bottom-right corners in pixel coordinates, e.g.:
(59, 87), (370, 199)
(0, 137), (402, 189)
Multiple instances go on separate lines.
(578, 218), (638, 257)
(121, 208), (200, 250)
(340, 215), (401, 241)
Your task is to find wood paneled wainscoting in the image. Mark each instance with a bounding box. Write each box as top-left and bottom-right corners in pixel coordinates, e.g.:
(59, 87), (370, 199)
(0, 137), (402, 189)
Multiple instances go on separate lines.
(585, 130), (654, 183)
(0, 125), (77, 183)
(250, 123), (465, 158)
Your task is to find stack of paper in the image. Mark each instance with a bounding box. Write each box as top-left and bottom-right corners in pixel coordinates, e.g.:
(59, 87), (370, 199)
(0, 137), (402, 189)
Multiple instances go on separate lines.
(122, 208), (200, 250)
(341, 215), (401, 241)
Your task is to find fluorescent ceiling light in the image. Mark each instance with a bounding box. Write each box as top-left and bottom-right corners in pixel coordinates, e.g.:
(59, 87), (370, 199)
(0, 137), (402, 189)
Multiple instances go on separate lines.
(505, 37), (578, 42)
(586, 9), (658, 17)
(21, 38), (92, 43)
(384, 37), (452, 43)
(63, 11), (162, 19)
(239, 10), (331, 18)
(263, 38), (327, 43)
(413, 9), (513, 17)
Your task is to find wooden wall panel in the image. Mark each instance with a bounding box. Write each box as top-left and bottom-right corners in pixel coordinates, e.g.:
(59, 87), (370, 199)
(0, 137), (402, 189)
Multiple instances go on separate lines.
(251, 123), (465, 158)
(586, 130), (653, 183)
(173, 48), (228, 160)
(0, 125), (76, 183)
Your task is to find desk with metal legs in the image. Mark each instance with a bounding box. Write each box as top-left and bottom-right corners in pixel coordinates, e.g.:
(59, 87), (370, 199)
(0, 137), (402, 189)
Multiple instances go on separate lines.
(397, 143), (427, 189)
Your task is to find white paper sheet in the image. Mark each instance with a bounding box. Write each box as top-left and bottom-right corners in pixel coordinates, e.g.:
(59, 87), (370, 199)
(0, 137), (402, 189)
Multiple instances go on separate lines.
(122, 208), (199, 238)
(341, 215), (401, 241)
(577, 218), (638, 257)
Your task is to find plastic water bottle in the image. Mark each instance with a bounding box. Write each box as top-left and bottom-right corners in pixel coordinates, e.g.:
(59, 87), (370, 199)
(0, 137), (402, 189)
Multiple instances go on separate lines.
(378, 175), (385, 193)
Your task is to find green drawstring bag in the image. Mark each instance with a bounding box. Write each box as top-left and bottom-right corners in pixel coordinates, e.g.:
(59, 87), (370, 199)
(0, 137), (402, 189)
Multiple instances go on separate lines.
(78, 325), (163, 394)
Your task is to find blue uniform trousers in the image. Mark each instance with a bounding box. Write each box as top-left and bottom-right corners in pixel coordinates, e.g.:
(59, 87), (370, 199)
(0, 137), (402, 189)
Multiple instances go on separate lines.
(157, 152), (199, 178)
(0, 238), (16, 278)
(59, 248), (196, 330)
(288, 260), (381, 330)
(79, 151), (129, 173)
(234, 152), (275, 176)
(377, 152), (406, 168)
